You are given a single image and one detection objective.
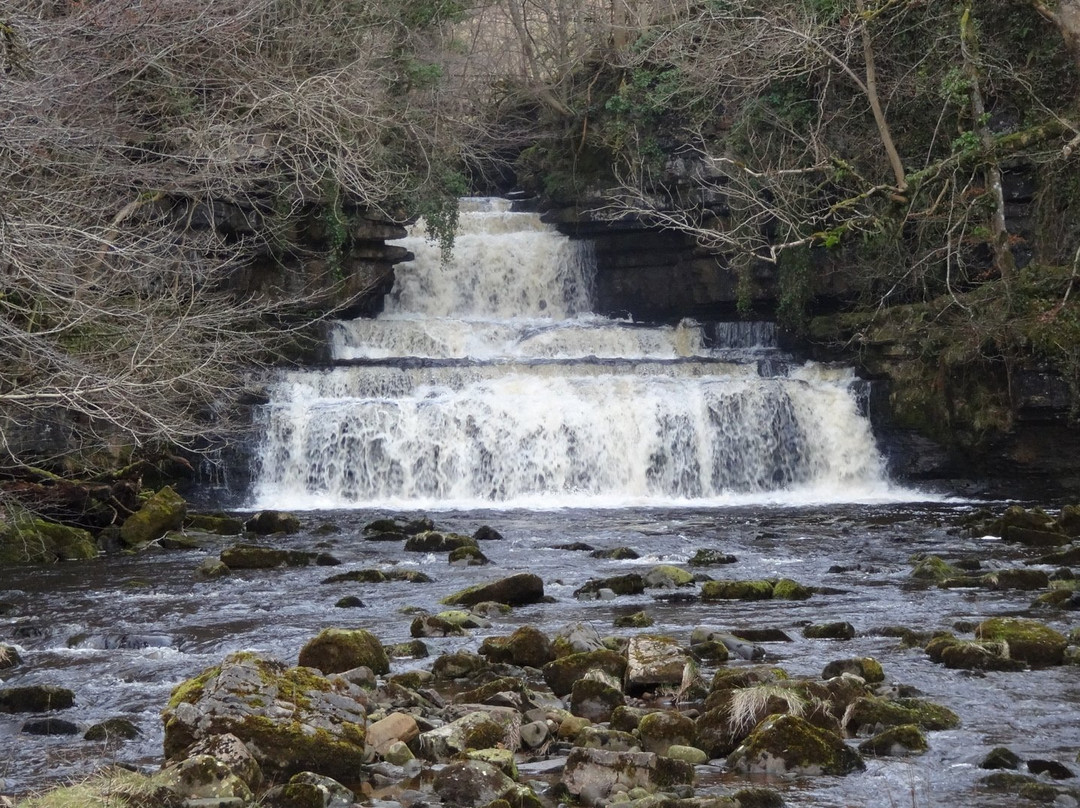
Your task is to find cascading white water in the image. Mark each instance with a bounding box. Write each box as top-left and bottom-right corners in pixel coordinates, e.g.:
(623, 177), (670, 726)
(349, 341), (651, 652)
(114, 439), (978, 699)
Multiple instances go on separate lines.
(252, 198), (900, 508)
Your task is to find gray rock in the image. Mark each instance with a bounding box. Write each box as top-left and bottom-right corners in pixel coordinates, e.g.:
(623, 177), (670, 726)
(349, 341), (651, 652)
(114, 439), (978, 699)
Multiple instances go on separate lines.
(561, 747), (694, 801)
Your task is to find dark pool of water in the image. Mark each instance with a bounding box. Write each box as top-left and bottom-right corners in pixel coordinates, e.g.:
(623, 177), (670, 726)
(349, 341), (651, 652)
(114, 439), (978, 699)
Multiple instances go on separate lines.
(2, 502), (1077, 806)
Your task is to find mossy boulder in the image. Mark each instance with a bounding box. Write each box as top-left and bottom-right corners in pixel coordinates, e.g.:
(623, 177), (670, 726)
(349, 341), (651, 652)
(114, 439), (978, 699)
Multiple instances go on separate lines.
(772, 578), (813, 600)
(410, 614), (467, 638)
(158, 754), (253, 803)
(432, 651), (489, 680)
(614, 610), (654, 628)
(244, 510), (301, 535)
(449, 545), (490, 565)
(561, 747), (694, 800)
(990, 505), (1069, 547)
(0, 644), (22, 670)
(297, 628), (389, 675)
(637, 710), (697, 755)
(84, 717), (141, 742)
(688, 548), (737, 566)
(803, 622), (855, 640)
(975, 617), (1068, 666)
(570, 676), (626, 723)
(728, 714), (865, 775)
(0, 508), (98, 564)
(643, 565), (695, 588)
(162, 652), (368, 781)
(625, 634), (693, 694)
(924, 634), (1025, 671)
(590, 546), (640, 559)
(573, 573), (646, 599)
(821, 657), (885, 683)
(442, 573), (544, 607)
(909, 555), (962, 583)
(185, 513), (244, 535)
(843, 697), (959, 735)
(404, 530), (477, 552)
(857, 724), (928, 757)
(119, 486), (186, 547)
(220, 543), (312, 569)
(0, 684), (74, 713)
(543, 649), (627, 696)
(479, 625), (554, 668)
(700, 579), (775, 601)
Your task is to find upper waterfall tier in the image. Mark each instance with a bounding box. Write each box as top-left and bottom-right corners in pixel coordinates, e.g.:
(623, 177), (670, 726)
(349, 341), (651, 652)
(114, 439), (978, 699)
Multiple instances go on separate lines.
(251, 198), (904, 509)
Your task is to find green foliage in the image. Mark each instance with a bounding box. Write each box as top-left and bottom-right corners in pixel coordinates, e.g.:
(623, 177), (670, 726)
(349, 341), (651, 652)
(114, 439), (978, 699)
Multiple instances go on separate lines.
(415, 167), (469, 263)
(776, 248), (813, 333)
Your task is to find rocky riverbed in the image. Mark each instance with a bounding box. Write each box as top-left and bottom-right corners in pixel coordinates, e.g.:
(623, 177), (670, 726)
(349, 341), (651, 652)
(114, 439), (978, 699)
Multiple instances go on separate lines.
(2, 501), (1080, 808)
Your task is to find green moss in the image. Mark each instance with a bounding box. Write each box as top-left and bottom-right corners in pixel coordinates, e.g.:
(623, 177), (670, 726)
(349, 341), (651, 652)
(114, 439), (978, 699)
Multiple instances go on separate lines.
(858, 724), (929, 756)
(0, 506), (98, 565)
(772, 578), (813, 600)
(910, 555), (962, 582)
(119, 486), (186, 547)
(297, 628), (389, 675)
(975, 617), (1068, 665)
(542, 649), (627, 697)
(700, 579), (776, 601)
(728, 714), (865, 775)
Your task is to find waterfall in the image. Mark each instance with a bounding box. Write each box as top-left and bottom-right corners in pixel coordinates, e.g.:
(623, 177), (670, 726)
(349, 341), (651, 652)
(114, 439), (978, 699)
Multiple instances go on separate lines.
(252, 198), (899, 509)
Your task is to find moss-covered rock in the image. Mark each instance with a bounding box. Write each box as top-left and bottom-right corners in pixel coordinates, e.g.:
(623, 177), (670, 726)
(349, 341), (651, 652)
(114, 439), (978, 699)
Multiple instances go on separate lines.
(561, 747), (694, 799)
(700, 579), (775, 601)
(803, 622), (855, 640)
(297, 628), (389, 675)
(449, 545), (490, 565)
(162, 652), (367, 781)
(0, 684), (74, 713)
(643, 565), (695, 588)
(688, 548), (737, 566)
(772, 578), (813, 600)
(244, 510), (301, 535)
(0, 513), (98, 564)
(119, 486), (186, 547)
(857, 724), (928, 757)
(625, 634), (692, 694)
(570, 676), (626, 722)
(411, 614), (467, 638)
(479, 625), (554, 668)
(220, 543), (313, 569)
(185, 513), (244, 535)
(404, 531), (477, 552)
(590, 546), (640, 559)
(728, 714), (865, 775)
(432, 651), (489, 680)
(924, 634), (1025, 671)
(637, 710), (697, 755)
(442, 573), (545, 607)
(821, 657), (884, 683)
(574, 573), (646, 598)
(83, 717), (141, 742)
(975, 617), (1068, 666)
(543, 649), (627, 696)
(909, 555), (962, 582)
(843, 696), (959, 735)
(614, 610), (654, 628)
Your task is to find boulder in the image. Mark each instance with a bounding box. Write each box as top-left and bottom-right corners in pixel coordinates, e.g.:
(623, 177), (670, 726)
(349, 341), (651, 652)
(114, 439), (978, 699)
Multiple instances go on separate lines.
(909, 555), (962, 583)
(0, 508), (98, 564)
(432, 651), (489, 680)
(980, 746), (1022, 770)
(728, 714), (865, 776)
(244, 511), (301, 535)
(298, 628), (389, 675)
(186, 514), (244, 535)
(441, 573), (544, 607)
(185, 733), (262, 790)
(574, 573), (645, 599)
(637, 710), (697, 755)
(924, 634), (1025, 671)
(220, 543), (312, 569)
(570, 676), (625, 723)
(843, 697), (959, 735)
(857, 724), (928, 757)
(688, 548), (737, 566)
(577, 726), (639, 752)
(643, 565), (695, 588)
(625, 635), (692, 694)
(614, 611), (654, 628)
(384, 639), (429, 659)
(551, 622), (607, 657)
(560, 747), (694, 801)
(84, 717), (141, 743)
(0, 644), (21, 669)
(543, 649), (627, 696)
(803, 622), (855, 640)
(410, 614), (467, 638)
(22, 717), (79, 735)
(590, 546), (640, 559)
(119, 486), (186, 547)
(0, 685), (74, 713)
(700, 580), (774, 601)
(772, 578), (813, 600)
(367, 712), (420, 755)
(433, 760), (532, 808)
(821, 657), (884, 683)
(158, 754), (253, 803)
(162, 652), (368, 780)
(473, 525), (504, 541)
(417, 709), (519, 761)
(404, 531), (477, 552)
(975, 617), (1068, 665)
(274, 772), (354, 808)
(195, 557), (231, 579)
(479, 626), (554, 668)
(448, 545), (489, 565)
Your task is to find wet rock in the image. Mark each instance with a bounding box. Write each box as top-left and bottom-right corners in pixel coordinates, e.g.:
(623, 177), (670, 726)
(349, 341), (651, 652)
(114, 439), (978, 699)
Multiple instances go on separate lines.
(643, 565), (695, 588)
(1028, 759), (1076, 779)
(990, 505), (1069, 547)
(543, 649), (627, 696)
(314, 553), (341, 566)
(574, 573), (645, 599)
(448, 545), (489, 565)
(454, 676), (529, 707)
(0, 509), (99, 564)
(637, 710), (697, 755)
(700, 580), (774, 601)
(614, 611), (654, 628)
(691, 628), (764, 661)
(688, 548), (737, 566)
(732, 787), (785, 808)
(625, 635), (693, 695)
(244, 511), (301, 535)
(435, 609), (490, 630)
(442, 573), (545, 607)
(821, 657), (884, 683)
(981, 568), (1051, 590)
(590, 546), (640, 560)
(843, 696), (959, 735)
(772, 578), (813, 600)
(578, 726), (639, 752)
(185, 513), (245, 535)
(404, 531), (477, 552)
(479, 625), (554, 668)
(384, 740), (415, 766)
(981, 746), (1022, 769)
(432, 651), (489, 680)
(520, 719), (549, 749)
(334, 596), (365, 608)
(924, 634), (1025, 671)
(0, 684), (74, 713)
(120, 486), (187, 548)
(975, 617), (1068, 665)
(570, 675), (625, 722)
(84, 717), (141, 742)
(195, 557), (230, 579)
(158, 531), (205, 550)
(158, 754), (253, 803)
(554, 542), (595, 551)
(560, 747), (694, 801)
(473, 525), (504, 541)
(552, 622), (607, 656)
(385, 639), (429, 659)
(220, 543), (313, 569)
(857, 724), (928, 756)
(162, 652), (368, 780)
(728, 714), (865, 776)
(21, 717), (79, 735)
(909, 555), (962, 583)
(410, 614), (467, 638)
(298, 628), (389, 675)
(418, 709), (518, 760)
(803, 622), (855, 640)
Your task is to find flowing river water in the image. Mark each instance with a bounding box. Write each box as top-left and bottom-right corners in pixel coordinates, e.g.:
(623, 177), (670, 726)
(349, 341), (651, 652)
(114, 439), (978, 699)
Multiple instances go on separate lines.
(2, 200), (1078, 805)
